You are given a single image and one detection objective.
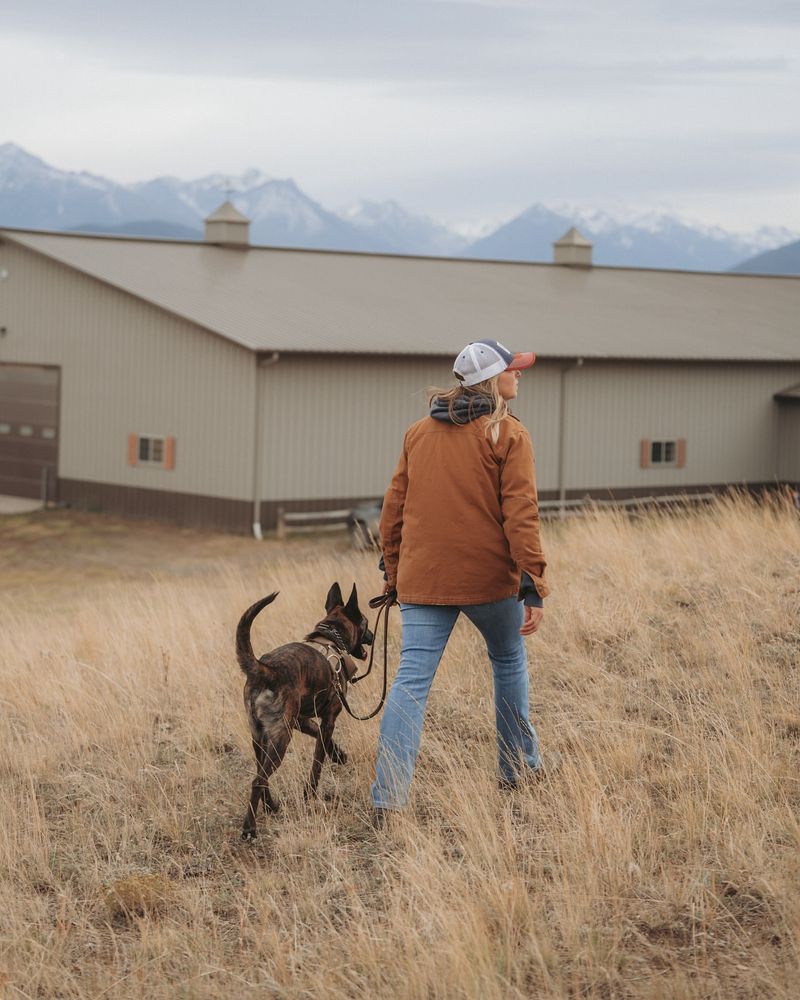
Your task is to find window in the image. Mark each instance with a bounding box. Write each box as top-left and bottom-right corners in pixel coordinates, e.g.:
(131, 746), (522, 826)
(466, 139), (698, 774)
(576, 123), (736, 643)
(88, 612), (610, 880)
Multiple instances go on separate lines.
(640, 438), (686, 469)
(651, 440), (676, 464)
(138, 436), (164, 463)
(41, 428), (56, 440)
(128, 433), (175, 470)
(0, 422), (9, 434)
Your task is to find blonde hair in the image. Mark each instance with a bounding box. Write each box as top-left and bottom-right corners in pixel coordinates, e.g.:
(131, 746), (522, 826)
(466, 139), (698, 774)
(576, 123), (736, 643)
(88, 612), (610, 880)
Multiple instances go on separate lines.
(427, 375), (508, 443)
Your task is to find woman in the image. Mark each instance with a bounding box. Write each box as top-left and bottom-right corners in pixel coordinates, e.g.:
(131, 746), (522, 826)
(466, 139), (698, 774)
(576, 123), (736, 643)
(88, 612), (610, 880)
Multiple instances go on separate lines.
(372, 338), (551, 820)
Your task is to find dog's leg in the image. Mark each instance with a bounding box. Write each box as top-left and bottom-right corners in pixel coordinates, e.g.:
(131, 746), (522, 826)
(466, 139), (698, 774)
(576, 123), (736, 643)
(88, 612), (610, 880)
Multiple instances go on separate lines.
(322, 727), (347, 765)
(305, 734), (327, 800)
(297, 717), (346, 763)
(297, 718), (326, 792)
(305, 710), (345, 799)
(243, 740), (268, 839)
(296, 718), (321, 739)
(242, 733), (290, 839)
(321, 704), (347, 765)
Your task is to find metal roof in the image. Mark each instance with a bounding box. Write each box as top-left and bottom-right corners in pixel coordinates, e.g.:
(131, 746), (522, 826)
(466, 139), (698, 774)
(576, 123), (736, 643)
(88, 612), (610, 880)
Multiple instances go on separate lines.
(2, 227), (799, 361)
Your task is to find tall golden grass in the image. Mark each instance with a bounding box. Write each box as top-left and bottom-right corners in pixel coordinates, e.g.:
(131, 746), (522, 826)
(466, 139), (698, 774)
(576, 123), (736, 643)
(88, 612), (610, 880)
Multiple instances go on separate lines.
(1, 494), (798, 998)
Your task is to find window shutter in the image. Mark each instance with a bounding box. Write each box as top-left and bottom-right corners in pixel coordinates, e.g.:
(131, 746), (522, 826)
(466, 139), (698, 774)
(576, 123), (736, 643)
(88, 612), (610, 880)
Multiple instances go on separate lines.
(127, 433), (138, 466)
(164, 436), (176, 471)
(676, 438), (686, 469)
(640, 439), (651, 469)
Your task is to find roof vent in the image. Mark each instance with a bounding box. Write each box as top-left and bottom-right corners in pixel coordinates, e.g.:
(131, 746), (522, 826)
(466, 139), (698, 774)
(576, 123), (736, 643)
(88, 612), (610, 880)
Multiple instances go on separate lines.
(553, 227), (592, 268)
(204, 200), (250, 247)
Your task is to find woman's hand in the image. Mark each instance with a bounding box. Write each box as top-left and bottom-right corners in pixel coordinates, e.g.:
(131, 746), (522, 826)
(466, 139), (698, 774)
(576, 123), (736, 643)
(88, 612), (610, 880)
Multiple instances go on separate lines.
(520, 605), (544, 636)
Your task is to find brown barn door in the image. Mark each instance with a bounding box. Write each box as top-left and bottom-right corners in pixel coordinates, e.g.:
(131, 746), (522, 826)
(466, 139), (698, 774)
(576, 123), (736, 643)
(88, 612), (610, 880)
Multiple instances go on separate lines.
(0, 365), (60, 501)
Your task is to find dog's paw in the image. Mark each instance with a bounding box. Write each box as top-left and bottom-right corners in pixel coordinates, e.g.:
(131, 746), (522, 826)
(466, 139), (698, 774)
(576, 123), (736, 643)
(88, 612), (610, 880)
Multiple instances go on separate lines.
(330, 745), (348, 765)
(241, 828), (258, 842)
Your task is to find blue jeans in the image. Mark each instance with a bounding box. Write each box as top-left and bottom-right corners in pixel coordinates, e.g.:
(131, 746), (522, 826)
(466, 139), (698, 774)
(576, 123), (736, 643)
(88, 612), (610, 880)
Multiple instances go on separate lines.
(371, 597), (541, 810)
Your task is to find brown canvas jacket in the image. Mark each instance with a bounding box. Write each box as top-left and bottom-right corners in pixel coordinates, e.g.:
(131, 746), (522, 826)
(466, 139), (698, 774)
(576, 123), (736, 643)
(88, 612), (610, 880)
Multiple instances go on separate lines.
(380, 412), (550, 605)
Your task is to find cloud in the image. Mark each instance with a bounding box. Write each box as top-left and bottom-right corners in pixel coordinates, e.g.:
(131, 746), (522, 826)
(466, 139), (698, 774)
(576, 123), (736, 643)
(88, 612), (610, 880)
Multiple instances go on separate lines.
(652, 0), (800, 26)
(1, 0), (798, 230)
(5, 0), (793, 85)
(0, 1), (533, 81)
(0, 1), (796, 107)
(623, 56), (791, 78)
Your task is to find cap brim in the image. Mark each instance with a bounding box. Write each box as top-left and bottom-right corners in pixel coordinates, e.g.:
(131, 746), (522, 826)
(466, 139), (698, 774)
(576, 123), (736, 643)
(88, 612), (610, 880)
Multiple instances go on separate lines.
(506, 352), (536, 371)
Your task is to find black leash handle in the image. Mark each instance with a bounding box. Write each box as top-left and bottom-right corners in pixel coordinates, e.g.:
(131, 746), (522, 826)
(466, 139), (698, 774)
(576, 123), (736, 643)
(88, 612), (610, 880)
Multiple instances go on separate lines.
(352, 589), (396, 681)
(337, 591), (395, 721)
(368, 589), (397, 609)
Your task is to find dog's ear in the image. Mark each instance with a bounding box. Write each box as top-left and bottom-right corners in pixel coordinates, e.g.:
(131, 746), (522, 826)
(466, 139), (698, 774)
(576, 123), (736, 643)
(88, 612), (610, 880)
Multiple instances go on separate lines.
(345, 583), (359, 618)
(325, 582), (344, 613)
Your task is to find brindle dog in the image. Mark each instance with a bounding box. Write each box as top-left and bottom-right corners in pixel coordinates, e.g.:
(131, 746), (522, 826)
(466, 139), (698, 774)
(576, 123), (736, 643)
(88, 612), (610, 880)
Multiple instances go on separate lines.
(237, 583), (373, 839)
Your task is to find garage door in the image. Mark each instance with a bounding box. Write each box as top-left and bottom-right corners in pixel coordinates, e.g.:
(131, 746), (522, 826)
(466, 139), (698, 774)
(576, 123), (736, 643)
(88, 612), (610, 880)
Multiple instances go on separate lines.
(0, 364), (59, 500)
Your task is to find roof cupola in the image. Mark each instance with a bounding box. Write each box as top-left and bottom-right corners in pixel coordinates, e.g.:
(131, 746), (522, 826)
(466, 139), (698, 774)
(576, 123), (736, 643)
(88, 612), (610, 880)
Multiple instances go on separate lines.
(553, 227), (593, 268)
(204, 200), (250, 247)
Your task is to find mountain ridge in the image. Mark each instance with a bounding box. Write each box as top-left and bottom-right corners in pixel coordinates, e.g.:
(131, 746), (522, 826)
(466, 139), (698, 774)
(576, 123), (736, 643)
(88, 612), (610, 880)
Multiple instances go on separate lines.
(1, 143), (797, 271)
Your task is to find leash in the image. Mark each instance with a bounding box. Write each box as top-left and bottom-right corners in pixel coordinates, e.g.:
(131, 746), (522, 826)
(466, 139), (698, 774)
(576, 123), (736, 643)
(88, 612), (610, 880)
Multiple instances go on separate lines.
(334, 591), (395, 722)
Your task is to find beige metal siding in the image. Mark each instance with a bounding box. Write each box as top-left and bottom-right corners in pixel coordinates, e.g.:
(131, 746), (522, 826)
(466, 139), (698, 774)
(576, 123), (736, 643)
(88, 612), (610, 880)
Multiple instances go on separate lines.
(777, 406), (800, 482)
(256, 356), (799, 504)
(561, 361), (800, 492)
(258, 355), (450, 501)
(257, 355), (562, 501)
(500, 363), (561, 489)
(0, 241), (255, 500)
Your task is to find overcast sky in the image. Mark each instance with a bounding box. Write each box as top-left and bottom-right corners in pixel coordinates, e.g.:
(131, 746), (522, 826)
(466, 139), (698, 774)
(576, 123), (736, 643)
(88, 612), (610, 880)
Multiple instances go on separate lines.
(2, 0), (799, 232)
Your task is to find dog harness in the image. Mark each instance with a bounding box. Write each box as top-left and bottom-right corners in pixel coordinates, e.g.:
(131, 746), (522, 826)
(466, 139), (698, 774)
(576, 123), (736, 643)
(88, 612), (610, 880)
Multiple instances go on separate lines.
(304, 637), (357, 688)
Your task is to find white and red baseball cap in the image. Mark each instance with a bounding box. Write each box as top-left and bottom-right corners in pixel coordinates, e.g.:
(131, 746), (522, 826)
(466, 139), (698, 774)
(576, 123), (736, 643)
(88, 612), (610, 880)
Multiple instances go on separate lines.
(453, 339), (536, 387)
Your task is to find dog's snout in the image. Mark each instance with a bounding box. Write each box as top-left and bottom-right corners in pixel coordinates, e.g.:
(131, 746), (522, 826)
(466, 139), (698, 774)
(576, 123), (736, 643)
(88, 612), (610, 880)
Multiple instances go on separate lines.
(364, 627), (374, 646)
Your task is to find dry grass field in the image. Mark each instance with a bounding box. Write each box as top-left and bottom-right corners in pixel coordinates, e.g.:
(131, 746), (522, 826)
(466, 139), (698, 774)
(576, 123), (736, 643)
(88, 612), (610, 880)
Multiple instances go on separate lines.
(1, 496), (798, 999)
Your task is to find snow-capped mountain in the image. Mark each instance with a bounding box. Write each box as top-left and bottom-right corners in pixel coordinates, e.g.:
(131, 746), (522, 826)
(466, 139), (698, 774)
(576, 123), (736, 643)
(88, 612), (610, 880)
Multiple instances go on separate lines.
(0, 143), (796, 269)
(0, 144), (379, 251)
(0, 143), (153, 229)
(341, 199), (469, 256)
(552, 201), (796, 255)
(463, 203), (798, 271)
(132, 169), (270, 225)
(133, 170), (381, 250)
(240, 180), (382, 250)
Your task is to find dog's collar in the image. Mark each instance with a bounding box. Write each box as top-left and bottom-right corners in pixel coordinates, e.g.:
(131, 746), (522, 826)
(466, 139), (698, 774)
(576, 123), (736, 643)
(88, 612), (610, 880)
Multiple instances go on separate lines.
(308, 623), (348, 651)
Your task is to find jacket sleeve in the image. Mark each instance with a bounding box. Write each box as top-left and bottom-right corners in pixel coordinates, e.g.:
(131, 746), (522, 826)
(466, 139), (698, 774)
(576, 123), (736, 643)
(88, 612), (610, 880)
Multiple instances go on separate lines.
(499, 428), (550, 599)
(519, 570), (544, 607)
(379, 435), (409, 588)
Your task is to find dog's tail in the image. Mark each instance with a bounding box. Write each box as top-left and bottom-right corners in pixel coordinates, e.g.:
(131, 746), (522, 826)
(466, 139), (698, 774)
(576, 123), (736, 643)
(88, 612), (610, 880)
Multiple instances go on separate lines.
(236, 592), (279, 680)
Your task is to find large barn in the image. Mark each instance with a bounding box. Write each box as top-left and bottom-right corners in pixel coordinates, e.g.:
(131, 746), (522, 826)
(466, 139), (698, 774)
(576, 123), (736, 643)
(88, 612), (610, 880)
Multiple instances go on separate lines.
(1, 205), (799, 534)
